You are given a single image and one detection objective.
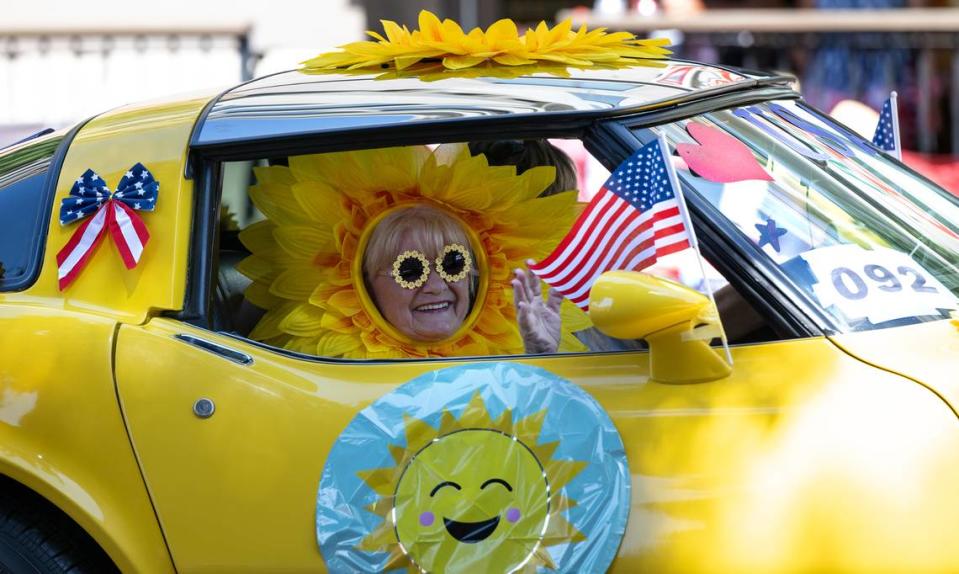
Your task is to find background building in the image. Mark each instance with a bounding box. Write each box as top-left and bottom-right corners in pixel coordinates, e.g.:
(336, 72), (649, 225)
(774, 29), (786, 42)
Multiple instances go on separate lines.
(4, 0), (959, 173)
(0, 0), (364, 143)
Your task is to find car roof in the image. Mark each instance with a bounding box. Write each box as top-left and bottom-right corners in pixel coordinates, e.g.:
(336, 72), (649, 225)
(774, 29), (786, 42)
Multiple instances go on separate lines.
(191, 59), (794, 148)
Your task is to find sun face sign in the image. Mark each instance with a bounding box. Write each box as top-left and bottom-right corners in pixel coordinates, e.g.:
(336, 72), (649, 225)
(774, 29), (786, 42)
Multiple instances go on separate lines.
(394, 430), (549, 566)
(358, 395), (585, 573)
(316, 364), (630, 574)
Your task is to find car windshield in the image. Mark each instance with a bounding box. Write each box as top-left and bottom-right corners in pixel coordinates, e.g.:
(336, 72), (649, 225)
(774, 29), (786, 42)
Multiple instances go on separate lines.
(634, 100), (959, 333)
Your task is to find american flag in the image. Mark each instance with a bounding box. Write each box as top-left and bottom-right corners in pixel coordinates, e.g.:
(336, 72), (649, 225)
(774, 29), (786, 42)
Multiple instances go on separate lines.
(530, 139), (692, 310)
(872, 92), (901, 160)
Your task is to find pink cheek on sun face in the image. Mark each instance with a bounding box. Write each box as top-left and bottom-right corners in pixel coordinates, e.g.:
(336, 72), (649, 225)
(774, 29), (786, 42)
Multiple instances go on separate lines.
(419, 511), (435, 526)
(506, 507), (521, 523)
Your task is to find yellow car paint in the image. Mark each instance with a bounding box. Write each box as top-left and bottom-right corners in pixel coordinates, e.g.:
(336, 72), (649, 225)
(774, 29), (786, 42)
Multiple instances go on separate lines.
(831, 318), (959, 416)
(0, 307), (173, 573)
(115, 318), (959, 572)
(0, 92), (214, 571)
(19, 95), (208, 322)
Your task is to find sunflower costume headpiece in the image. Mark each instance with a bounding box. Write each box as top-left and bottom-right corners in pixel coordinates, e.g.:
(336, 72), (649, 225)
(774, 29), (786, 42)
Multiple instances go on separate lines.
(301, 10), (671, 80)
(236, 143), (591, 359)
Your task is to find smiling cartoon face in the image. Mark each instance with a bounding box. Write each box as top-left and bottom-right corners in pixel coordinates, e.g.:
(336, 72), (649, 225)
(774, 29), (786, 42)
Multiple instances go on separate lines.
(394, 429), (550, 573)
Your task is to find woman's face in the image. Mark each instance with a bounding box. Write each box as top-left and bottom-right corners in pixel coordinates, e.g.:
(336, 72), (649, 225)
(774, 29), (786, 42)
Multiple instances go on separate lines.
(369, 235), (471, 342)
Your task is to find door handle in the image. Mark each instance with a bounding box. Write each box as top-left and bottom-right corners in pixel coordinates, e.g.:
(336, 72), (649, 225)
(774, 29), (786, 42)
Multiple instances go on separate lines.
(174, 334), (254, 365)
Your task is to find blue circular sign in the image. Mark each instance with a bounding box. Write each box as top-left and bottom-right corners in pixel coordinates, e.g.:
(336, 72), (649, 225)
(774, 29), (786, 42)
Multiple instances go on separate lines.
(316, 363), (630, 573)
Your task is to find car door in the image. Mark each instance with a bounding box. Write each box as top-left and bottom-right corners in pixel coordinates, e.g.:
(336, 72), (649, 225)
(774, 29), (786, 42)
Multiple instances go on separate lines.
(114, 307), (959, 573)
(116, 117), (959, 571)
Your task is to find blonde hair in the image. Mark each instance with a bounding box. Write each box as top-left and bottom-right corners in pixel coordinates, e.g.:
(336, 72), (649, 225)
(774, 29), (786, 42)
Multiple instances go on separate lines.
(363, 205), (477, 298)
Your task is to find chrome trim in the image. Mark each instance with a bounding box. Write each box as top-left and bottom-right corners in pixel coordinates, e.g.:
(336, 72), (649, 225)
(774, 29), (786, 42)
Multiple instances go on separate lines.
(174, 333), (254, 365)
(192, 63), (791, 147)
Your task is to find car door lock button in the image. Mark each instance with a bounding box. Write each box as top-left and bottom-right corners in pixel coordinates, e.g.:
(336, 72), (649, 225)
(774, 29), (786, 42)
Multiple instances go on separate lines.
(193, 398), (216, 419)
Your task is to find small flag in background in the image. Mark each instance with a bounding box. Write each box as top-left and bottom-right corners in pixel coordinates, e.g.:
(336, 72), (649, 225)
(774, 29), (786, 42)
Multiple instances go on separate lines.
(872, 91), (901, 160)
(530, 138), (692, 310)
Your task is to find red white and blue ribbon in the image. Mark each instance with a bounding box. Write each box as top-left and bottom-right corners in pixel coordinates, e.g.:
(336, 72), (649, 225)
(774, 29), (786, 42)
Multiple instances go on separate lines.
(56, 163), (158, 290)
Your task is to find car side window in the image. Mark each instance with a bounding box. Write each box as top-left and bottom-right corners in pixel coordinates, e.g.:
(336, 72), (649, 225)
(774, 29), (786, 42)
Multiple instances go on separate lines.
(0, 135), (62, 290)
(210, 139), (775, 360)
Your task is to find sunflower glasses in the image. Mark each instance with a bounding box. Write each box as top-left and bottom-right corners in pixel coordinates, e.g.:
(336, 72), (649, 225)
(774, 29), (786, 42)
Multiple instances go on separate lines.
(391, 243), (473, 289)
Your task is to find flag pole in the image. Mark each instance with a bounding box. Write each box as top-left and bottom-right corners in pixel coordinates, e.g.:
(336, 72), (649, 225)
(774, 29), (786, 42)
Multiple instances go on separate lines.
(890, 90), (902, 161)
(656, 132), (734, 366)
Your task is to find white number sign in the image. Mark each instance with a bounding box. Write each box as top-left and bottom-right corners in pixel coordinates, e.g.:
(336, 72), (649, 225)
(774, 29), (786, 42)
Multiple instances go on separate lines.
(799, 244), (958, 324)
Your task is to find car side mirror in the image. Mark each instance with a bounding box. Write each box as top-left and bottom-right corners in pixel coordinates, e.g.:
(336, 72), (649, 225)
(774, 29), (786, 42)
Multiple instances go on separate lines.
(589, 271), (732, 384)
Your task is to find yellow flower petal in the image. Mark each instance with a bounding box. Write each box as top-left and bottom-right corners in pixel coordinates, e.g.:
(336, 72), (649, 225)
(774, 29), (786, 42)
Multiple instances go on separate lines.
(492, 53), (535, 66)
(558, 330), (588, 353)
(290, 181), (344, 226)
(418, 10), (444, 42)
(250, 181), (310, 225)
(234, 254), (274, 283)
(327, 289), (362, 316)
(244, 281), (282, 310)
(299, 52), (357, 70)
(273, 225), (335, 260)
(270, 266), (324, 300)
(381, 20), (409, 44)
(238, 220), (278, 254)
(439, 18), (466, 42)
(286, 336), (321, 355)
(279, 303), (326, 337)
(321, 312), (355, 334)
(442, 55), (486, 70)
(485, 18), (520, 48)
(249, 302), (297, 339)
(545, 19), (572, 46)
(394, 55), (423, 70)
(317, 332), (364, 357)
(520, 165), (558, 200)
(560, 299), (593, 332)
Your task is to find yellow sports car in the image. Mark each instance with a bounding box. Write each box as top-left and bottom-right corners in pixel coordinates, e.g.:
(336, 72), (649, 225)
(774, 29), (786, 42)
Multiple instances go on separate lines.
(2, 15), (959, 574)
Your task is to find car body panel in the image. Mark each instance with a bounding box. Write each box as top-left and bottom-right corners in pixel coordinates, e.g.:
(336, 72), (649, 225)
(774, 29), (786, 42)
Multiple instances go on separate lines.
(0, 93), (214, 571)
(829, 319), (959, 416)
(115, 318), (959, 572)
(13, 95), (212, 322)
(0, 307), (173, 573)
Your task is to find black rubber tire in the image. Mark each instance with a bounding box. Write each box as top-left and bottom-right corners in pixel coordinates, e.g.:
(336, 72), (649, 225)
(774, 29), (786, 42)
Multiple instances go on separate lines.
(0, 479), (118, 574)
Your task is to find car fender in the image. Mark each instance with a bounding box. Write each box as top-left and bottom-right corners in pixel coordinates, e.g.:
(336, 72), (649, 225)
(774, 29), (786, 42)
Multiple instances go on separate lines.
(0, 91), (216, 571)
(0, 307), (172, 572)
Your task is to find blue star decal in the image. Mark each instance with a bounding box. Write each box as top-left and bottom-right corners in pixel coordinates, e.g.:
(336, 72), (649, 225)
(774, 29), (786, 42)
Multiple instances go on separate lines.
(756, 218), (787, 252)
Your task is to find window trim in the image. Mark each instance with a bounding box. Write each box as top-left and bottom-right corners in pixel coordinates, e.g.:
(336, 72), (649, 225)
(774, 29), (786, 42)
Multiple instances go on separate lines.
(0, 120), (88, 292)
(171, 159), (220, 326)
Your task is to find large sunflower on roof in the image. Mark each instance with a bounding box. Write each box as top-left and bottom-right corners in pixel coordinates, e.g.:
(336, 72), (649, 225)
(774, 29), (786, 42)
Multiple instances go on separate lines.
(236, 143), (590, 359)
(301, 10), (670, 80)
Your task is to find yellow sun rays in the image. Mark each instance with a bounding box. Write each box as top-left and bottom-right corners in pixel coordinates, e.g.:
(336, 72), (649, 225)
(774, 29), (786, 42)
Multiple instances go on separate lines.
(237, 143), (592, 359)
(356, 393), (586, 573)
(301, 10), (671, 80)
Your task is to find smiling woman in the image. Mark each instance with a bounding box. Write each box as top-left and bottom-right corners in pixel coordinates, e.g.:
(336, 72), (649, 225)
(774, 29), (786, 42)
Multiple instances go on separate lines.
(363, 206), (476, 342)
(227, 143), (594, 359)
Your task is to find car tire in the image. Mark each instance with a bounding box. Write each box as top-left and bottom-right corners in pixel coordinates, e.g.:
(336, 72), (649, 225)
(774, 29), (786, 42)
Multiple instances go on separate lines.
(0, 487), (118, 574)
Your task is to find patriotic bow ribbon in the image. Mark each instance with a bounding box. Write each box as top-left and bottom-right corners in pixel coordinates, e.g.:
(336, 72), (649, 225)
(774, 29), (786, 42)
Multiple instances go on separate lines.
(56, 163), (158, 290)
